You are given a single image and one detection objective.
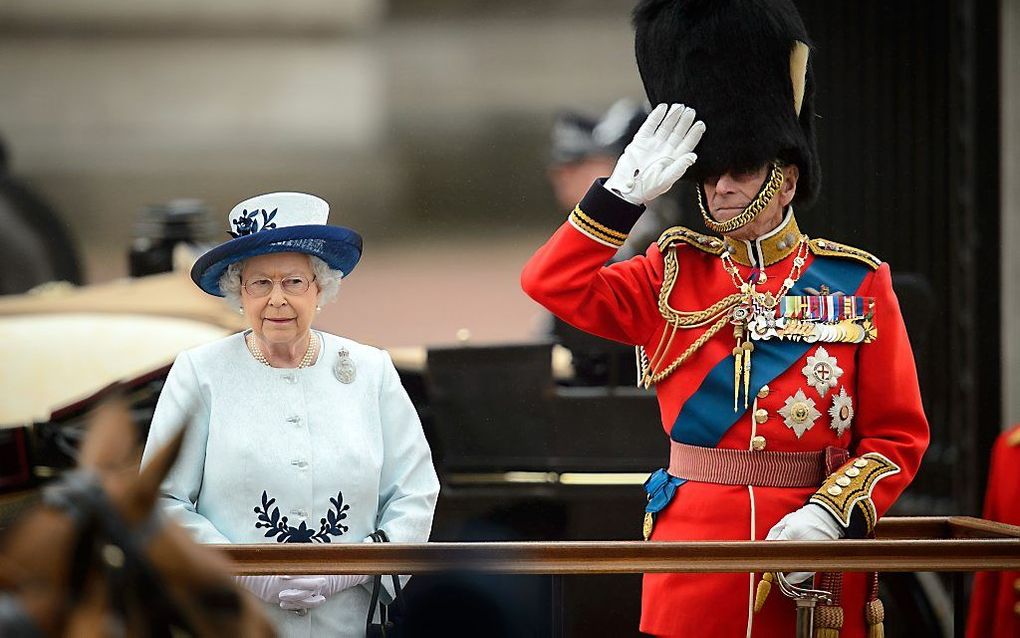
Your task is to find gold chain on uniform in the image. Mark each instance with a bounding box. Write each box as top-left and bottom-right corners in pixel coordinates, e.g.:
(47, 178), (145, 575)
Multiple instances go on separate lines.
(639, 232), (810, 394)
(639, 248), (743, 388)
(721, 235), (809, 410)
(697, 162), (784, 234)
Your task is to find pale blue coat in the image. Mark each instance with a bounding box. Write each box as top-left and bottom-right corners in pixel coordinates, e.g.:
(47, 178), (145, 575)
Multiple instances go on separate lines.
(141, 331), (440, 638)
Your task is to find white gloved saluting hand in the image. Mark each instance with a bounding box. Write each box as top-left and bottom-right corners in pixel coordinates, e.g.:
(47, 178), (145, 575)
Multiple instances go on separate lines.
(604, 103), (706, 206)
(765, 503), (845, 584)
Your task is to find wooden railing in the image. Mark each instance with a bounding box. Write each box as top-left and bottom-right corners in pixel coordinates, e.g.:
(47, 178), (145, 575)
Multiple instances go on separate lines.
(218, 516), (1020, 575)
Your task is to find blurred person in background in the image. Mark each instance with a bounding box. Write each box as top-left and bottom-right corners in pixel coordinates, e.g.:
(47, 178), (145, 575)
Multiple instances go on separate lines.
(549, 99), (687, 264)
(966, 424), (1020, 637)
(546, 99), (688, 387)
(0, 133), (83, 293)
(142, 191), (439, 638)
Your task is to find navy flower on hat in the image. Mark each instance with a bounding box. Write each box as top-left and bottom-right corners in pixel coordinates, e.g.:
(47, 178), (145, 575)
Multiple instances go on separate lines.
(229, 208), (277, 237)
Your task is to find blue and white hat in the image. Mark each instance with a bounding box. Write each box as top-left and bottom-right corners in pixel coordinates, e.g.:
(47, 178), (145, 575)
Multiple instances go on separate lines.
(190, 192), (363, 296)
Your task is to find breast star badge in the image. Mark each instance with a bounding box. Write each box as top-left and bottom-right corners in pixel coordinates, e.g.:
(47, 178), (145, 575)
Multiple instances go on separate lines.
(828, 386), (854, 436)
(802, 346), (843, 397)
(779, 389), (822, 438)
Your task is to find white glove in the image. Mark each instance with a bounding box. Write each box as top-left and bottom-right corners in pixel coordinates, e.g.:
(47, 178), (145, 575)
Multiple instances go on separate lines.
(604, 103), (706, 206)
(323, 574), (371, 598)
(278, 574), (371, 611)
(765, 503), (845, 584)
(236, 575), (327, 611)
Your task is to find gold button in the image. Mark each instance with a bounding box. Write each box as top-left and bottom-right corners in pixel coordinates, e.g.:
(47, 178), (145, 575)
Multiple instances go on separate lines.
(1014, 601), (1020, 616)
(1013, 577), (1020, 592)
(854, 459), (869, 469)
(751, 436), (767, 451)
(836, 476), (852, 487)
(757, 385), (770, 399)
(827, 486), (843, 496)
(754, 409), (769, 424)
(845, 467), (861, 478)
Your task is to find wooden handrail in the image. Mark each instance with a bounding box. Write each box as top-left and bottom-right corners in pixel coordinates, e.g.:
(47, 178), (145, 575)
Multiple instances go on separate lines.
(217, 517), (1020, 575)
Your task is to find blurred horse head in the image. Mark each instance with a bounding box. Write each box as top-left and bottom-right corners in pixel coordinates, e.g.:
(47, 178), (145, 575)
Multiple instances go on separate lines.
(0, 397), (275, 637)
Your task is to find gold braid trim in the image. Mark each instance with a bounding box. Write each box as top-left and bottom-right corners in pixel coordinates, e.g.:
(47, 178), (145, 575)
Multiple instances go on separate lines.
(809, 452), (901, 532)
(699, 162), (784, 234)
(638, 245), (742, 388)
(640, 315), (729, 388)
(658, 247), (742, 327)
(569, 206), (628, 247)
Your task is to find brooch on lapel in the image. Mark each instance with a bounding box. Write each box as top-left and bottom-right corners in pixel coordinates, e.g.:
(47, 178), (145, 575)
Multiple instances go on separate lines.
(334, 348), (356, 384)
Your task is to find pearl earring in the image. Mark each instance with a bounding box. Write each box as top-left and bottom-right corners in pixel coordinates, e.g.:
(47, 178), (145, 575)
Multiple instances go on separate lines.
(316, 305), (321, 312)
(238, 307), (244, 315)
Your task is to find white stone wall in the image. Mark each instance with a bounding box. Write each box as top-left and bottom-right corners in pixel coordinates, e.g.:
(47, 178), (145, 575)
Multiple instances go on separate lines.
(0, 6), (641, 283)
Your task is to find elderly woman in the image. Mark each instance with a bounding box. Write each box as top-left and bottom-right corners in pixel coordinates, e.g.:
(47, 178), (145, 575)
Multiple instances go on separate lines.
(141, 192), (439, 637)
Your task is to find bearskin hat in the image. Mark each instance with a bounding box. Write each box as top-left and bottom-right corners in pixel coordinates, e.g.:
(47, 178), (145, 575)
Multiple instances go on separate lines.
(633, 0), (820, 207)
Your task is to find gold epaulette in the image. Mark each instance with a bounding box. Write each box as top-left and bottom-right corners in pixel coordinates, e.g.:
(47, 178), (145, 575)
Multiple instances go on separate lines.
(1006, 426), (1020, 447)
(656, 226), (724, 255)
(809, 238), (882, 270)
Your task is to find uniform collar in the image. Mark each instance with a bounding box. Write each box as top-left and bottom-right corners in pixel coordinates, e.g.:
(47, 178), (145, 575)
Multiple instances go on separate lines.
(722, 208), (802, 268)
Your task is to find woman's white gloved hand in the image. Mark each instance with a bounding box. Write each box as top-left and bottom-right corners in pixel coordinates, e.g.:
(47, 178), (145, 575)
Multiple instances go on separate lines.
(236, 575), (328, 611)
(278, 574), (372, 611)
(765, 503), (845, 584)
(277, 575), (329, 611)
(603, 103), (706, 206)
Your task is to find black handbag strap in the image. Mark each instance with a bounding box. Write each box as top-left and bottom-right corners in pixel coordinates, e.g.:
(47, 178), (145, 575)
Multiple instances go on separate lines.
(366, 530), (402, 637)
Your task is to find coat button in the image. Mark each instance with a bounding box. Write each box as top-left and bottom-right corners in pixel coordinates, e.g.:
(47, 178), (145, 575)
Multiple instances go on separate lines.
(751, 436), (767, 451)
(754, 409), (769, 424)
(836, 476), (852, 487)
(757, 385), (770, 399)
(827, 486), (843, 496)
(1013, 577), (1020, 592)
(291, 459), (309, 469)
(853, 459), (869, 469)
(290, 509), (307, 519)
(286, 415), (301, 424)
(845, 467), (861, 478)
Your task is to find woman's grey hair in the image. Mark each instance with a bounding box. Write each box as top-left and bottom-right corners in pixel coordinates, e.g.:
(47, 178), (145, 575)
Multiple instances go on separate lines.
(219, 254), (343, 309)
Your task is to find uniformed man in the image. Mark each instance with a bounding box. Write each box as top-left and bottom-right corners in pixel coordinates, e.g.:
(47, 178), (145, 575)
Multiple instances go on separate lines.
(520, 1), (930, 636)
(966, 424), (1020, 638)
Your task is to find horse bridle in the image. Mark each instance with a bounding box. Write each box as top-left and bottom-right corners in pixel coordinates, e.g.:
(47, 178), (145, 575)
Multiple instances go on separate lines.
(0, 470), (237, 637)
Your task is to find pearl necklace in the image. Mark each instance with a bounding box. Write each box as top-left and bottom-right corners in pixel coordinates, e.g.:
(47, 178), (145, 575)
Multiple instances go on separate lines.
(247, 332), (318, 369)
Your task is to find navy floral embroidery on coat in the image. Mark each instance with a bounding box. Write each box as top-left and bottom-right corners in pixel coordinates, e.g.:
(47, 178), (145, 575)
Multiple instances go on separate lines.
(228, 208), (278, 238)
(254, 490), (350, 543)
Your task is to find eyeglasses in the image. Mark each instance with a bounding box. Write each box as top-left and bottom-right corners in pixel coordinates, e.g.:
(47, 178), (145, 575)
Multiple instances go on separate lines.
(242, 275), (316, 298)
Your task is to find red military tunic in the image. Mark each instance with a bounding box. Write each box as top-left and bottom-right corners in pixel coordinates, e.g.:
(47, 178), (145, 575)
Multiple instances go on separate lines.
(967, 425), (1020, 638)
(521, 181), (930, 637)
